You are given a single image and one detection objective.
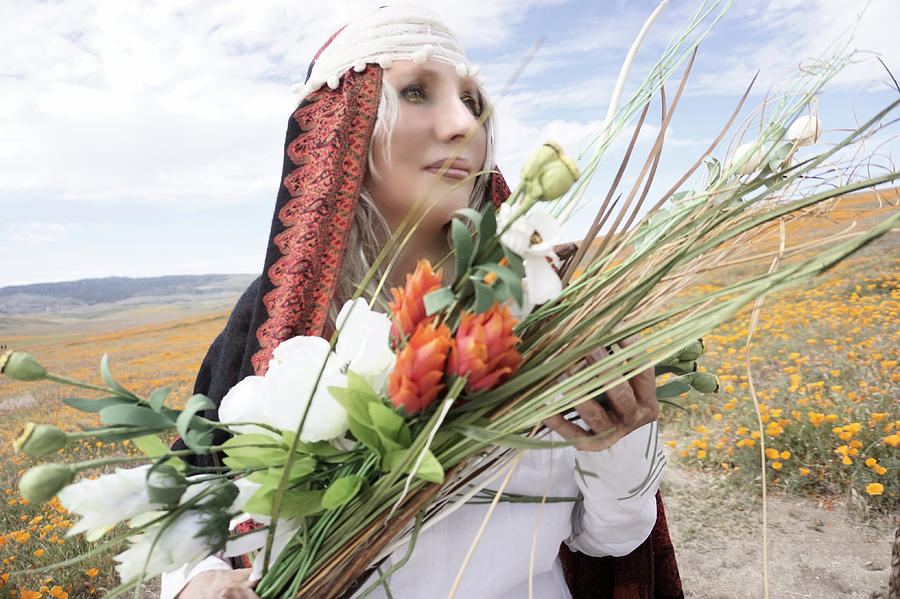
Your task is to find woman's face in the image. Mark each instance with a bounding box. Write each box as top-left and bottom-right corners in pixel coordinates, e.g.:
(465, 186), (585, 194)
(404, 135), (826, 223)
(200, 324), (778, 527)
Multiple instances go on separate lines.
(368, 59), (488, 233)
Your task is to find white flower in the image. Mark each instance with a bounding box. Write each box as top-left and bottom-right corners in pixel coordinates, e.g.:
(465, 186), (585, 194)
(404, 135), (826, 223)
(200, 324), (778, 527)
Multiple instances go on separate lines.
(728, 141), (766, 175)
(334, 298), (396, 393)
(58, 465), (164, 541)
(219, 375), (279, 438)
(787, 115), (822, 146)
(223, 515), (301, 583)
(114, 508), (227, 582)
(264, 336), (347, 441)
(498, 204), (564, 306)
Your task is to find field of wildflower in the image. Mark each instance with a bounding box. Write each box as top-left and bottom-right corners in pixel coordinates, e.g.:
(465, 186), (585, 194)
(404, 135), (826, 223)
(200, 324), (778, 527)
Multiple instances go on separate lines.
(0, 191), (897, 597)
(662, 191), (898, 510)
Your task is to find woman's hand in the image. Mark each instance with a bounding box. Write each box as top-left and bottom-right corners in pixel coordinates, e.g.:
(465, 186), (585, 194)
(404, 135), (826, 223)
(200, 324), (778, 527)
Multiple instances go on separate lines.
(544, 335), (658, 451)
(176, 568), (259, 599)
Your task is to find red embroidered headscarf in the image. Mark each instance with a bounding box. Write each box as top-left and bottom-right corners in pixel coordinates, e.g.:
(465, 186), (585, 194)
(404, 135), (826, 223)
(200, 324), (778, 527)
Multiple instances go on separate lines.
(249, 5), (508, 375)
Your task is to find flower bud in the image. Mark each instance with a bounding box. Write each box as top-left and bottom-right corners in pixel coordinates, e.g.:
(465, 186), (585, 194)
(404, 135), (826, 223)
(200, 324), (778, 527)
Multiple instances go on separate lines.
(13, 423), (68, 457)
(728, 141), (766, 176)
(533, 155), (580, 202)
(19, 463), (75, 504)
(146, 464), (188, 505)
(787, 115), (821, 146)
(0, 351), (47, 381)
(683, 372), (720, 393)
(676, 339), (706, 362)
(520, 142), (562, 181)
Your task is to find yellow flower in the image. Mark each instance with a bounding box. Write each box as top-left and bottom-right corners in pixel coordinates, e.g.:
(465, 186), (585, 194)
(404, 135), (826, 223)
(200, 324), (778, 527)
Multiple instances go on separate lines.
(842, 456), (852, 465)
(780, 451), (791, 460)
(798, 467), (811, 476)
(697, 450), (707, 459)
(865, 483), (884, 496)
(865, 458), (877, 467)
(771, 462), (782, 470)
(883, 434), (900, 447)
(875, 466), (887, 475)
(765, 448), (779, 460)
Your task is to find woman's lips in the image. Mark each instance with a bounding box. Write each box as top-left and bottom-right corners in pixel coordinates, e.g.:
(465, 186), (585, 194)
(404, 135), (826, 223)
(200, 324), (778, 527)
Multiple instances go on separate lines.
(424, 159), (472, 181)
(424, 166), (470, 180)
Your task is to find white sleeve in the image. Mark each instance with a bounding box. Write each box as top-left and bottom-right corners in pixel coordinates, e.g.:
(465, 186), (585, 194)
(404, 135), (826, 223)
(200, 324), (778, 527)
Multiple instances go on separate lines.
(566, 421), (664, 557)
(159, 554), (233, 599)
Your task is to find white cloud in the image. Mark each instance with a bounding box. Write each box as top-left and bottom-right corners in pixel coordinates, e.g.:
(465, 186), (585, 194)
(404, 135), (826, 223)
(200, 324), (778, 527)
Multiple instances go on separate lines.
(7, 222), (76, 244)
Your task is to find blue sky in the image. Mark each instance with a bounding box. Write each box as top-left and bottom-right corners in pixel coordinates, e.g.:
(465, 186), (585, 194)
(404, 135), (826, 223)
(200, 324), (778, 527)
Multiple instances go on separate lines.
(1, 0), (897, 287)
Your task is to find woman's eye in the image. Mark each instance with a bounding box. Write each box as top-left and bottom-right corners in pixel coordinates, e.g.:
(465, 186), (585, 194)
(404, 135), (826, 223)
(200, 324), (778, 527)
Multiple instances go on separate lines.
(461, 93), (482, 117)
(401, 85), (426, 103)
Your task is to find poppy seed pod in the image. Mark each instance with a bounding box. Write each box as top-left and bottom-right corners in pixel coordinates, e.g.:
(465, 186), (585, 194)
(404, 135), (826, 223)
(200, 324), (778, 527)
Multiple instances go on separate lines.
(520, 142), (562, 181)
(676, 339), (706, 362)
(683, 371), (720, 393)
(530, 155), (580, 203)
(786, 115), (822, 146)
(13, 423), (68, 457)
(19, 463), (75, 504)
(0, 350), (47, 381)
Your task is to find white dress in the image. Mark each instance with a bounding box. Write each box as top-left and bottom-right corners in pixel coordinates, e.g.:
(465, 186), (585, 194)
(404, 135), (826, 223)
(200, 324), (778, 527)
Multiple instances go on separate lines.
(161, 422), (664, 599)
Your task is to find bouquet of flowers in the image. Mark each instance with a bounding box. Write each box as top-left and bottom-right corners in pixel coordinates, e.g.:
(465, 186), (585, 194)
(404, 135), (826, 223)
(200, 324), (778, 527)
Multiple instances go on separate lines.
(3, 1), (898, 597)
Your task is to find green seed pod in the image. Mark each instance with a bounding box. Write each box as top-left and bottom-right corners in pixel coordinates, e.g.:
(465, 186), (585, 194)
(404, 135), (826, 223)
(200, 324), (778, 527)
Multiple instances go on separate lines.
(0, 351), (47, 382)
(676, 339), (706, 362)
(13, 423), (68, 457)
(520, 142), (562, 180)
(19, 463), (75, 504)
(534, 155), (580, 202)
(146, 464), (188, 505)
(683, 371), (720, 393)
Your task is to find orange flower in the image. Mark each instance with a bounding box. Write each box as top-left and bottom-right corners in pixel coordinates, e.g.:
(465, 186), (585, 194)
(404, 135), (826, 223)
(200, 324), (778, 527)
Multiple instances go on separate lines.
(448, 303), (522, 392)
(49, 586), (68, 599)
(389, 260), (443, 344)
(84, 568), (99, 578)
(21, 591), (42, 599)
(866, 483), (884, 496)
(884, 434), (900, 447)
(388, 322), (452, 413)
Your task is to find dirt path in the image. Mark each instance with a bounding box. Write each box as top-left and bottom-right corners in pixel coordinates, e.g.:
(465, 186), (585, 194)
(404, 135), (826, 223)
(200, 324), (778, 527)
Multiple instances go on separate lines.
(662, 463), (897, 598)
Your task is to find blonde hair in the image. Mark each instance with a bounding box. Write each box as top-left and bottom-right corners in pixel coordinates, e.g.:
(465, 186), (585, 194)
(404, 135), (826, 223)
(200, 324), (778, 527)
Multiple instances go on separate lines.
(331, 77), (496, 322)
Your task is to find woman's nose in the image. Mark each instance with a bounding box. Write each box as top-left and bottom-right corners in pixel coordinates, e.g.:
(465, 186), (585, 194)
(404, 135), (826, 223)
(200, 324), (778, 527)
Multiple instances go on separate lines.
(435, 97), (479, 143)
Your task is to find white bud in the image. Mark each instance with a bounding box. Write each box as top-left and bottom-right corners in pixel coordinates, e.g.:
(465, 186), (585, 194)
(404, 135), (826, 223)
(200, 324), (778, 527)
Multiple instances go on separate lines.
(787, 115), (822, 146)
(728, 141), (766, 176)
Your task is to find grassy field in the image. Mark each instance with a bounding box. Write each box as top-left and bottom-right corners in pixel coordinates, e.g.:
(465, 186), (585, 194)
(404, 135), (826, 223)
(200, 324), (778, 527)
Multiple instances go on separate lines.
(0, 191), (897, 598)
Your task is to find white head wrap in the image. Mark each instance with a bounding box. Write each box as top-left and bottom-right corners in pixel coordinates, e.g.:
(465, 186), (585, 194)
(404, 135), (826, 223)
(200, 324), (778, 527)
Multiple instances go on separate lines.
(293, 3), (482, 101)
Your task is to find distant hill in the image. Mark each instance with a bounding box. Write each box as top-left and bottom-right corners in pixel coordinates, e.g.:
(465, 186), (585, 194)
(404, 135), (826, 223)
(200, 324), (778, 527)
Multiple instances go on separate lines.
(0, 274), (257, 316)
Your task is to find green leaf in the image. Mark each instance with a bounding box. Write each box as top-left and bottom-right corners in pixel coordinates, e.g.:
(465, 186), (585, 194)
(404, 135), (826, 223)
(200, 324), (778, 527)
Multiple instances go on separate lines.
(704, 157), (721, 189)
(63, 396), (133, 413)
(148, 386), (172, 413)
(175, 394), (216, 441)
(368, 403), (411, 447)
(221, 434), (288, 468)
(321, 475), (364, 510)
(453, 207), (483, 226)
(451, 218), (474, 281)
(384, 448), (444, 483)
(767, 141), (794, 171)
(472, 280), (496, 314)
(279, 490), (326, 519)
(423, 287), (455, 316)
(99, 404), (174, 429)
(99, 353), (137, 399)
(131, 435), (186, 473)
(475, 205), (497, 258)
(501, 244), (526, 277)
(347, 416), (385, 457)
(478, 264), (523, 306)
(656, 380), (692, 399)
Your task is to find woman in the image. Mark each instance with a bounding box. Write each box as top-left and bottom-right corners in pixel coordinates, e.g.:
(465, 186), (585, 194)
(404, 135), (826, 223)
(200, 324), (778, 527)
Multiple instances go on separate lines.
(163, 5), (682, 598)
